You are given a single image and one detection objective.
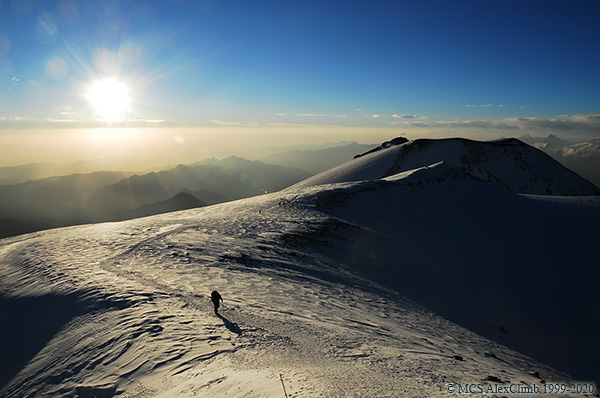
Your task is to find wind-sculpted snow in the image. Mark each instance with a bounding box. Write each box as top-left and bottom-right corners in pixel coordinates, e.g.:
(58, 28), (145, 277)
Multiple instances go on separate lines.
(1, 154), (598, 396)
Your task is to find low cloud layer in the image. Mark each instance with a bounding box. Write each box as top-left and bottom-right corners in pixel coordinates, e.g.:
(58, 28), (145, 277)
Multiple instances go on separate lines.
(399, 114), (600, 139)
(561, 138), (600, 158)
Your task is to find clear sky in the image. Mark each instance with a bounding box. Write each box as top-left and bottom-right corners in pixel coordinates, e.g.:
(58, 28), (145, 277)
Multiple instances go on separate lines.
(1, 0), (599, 166)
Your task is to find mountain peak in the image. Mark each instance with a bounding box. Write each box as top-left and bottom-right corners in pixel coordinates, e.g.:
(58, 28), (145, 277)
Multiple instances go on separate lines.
(170, 164), (191, 173)
(353, 136), (408, 159)
(291, 137), (599, 195)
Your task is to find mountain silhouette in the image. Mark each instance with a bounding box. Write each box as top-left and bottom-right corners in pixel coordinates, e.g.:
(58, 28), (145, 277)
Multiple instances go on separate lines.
(0, 157), (310, 238)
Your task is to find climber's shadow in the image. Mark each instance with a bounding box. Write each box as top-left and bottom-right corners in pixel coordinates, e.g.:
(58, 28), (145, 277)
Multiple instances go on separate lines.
(217, 313), (242, 335)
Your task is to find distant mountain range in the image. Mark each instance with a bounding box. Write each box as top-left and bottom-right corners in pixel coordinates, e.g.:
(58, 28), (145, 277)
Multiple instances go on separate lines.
(86, 156), (311, 220)
(115, 192), (207, 220)
(0, 158), (140, 186)
(0, 157), (310, 238)
(2, 137), (599, 239)
(0, 142), (373, 186)
(261, 141), (375, 174)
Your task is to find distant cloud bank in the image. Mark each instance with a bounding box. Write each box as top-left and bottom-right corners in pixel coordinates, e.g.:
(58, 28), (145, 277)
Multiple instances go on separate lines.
(1, 112), (598, 141)
(398, 114), (600, 138)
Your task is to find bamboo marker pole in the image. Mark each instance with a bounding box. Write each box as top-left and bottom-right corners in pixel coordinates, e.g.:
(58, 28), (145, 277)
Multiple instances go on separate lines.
(279, 373), (289, 398)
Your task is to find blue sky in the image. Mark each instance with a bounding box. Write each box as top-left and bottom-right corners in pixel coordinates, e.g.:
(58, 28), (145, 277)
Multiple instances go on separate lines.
(1, 0), (599, 151)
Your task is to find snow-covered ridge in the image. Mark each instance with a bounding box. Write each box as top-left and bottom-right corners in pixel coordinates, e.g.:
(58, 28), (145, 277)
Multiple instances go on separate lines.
(290, 137), (600, 195)
(1, 137), (599, 397)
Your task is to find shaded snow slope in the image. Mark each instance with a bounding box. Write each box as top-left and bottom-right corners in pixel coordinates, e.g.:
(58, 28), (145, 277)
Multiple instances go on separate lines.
(290, 137), (600, 195)
(296, 162), (600, 383)
(1, 154), (598, 397)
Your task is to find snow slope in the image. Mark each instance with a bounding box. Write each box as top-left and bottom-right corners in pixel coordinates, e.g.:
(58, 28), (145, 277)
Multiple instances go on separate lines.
(298, 162), (600, 383)
(1, 139), (599, 397)
(290, 137), (600, 196)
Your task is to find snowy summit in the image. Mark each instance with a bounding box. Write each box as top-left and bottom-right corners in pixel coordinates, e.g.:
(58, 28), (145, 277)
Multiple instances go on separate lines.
(291, 137), (600, 196)
(1, 138), (598, 397)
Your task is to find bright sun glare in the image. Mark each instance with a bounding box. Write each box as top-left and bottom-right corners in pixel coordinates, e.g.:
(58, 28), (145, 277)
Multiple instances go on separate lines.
(86, 78), (131, 122)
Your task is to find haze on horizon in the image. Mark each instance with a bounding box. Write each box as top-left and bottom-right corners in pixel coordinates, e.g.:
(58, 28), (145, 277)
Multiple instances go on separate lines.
(1, 0), (599, 169)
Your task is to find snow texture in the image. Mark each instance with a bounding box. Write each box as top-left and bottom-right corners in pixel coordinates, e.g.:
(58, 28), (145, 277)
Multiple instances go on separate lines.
(1, 138), (598, 397)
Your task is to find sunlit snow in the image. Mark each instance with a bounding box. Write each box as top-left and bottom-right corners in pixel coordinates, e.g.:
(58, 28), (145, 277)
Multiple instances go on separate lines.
(1, 138), (598, 397)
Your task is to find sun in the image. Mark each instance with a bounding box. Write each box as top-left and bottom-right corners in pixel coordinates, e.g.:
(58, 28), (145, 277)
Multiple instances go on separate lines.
(86, 78), (131, 122)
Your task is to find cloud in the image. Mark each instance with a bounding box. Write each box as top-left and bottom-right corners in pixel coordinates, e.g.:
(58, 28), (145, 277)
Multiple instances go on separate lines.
(137, 119), (166, 123)
(405, 119), (520, 130)
(370, 114), (383, 118)
(397, 114), (600, 138)
(296, 113), (348, 118)
(210, 120), (260, 127)
(561, 138), (600, 158)
(265, 122), (346, 128)
(0, 116), (28, 121)
(515, 114), (600, 133)
(209, 120), (348, 128)
(392, 114), (417, 119)
(44, 118), (77, 123)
